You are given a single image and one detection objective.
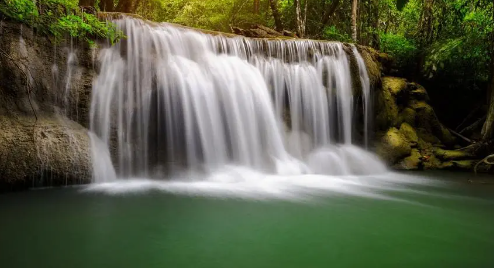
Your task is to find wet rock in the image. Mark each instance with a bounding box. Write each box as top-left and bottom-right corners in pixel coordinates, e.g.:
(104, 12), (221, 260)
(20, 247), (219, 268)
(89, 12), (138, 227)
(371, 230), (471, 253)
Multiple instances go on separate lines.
(376, 128), (412, 164)
(0, 115), (91, 190)
(423, 153), (442, 169)
(394, 149), (422, 170)
(0, 20), (95, 190)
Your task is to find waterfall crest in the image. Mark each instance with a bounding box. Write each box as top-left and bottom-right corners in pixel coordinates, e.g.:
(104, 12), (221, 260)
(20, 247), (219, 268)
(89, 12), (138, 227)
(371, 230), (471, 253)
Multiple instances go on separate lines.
(89, 17), (386, 183)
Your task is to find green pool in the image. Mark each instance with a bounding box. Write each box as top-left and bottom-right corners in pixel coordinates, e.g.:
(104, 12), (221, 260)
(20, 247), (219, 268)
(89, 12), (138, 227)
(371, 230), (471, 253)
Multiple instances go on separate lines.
(1, 172), (493, 268)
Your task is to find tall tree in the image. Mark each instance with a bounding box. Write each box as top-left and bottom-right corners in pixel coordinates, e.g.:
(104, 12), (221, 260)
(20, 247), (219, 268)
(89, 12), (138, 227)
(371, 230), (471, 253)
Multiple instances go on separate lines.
(254, 0), (260, 14)
(268, 0), (283, 32)
(317, 0), (341, 37)
(414, 0), (435, 77)
(481, 0), (494, 140)
(351, 0), (358, 42)
(78, 0), (95, 7)
(370, 0), (380, 49)
(294, 0), (308, 37)
(99, 0), (114, 12)
(115, 0), (142, 13)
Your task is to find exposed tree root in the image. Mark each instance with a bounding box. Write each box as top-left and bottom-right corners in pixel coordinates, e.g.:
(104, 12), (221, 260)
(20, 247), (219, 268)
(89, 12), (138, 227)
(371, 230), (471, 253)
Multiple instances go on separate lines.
(474, 154), (494, 174)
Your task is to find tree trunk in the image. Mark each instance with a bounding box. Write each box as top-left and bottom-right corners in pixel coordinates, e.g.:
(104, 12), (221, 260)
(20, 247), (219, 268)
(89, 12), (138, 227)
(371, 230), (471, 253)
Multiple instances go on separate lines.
(99, 0), (113, 11)
(351, 0), (358, 42)
(78, 0), (95, 7)
(370, 0), (379, 49)
(115, 0), (142, 13)
(414, 0), (434, 79)
(268, 0), (283, 32)
(294, 0), (306, 37)
(480, 0), (494, 140)
(317, 0), (340, 36)
(254, 0), (260, 14)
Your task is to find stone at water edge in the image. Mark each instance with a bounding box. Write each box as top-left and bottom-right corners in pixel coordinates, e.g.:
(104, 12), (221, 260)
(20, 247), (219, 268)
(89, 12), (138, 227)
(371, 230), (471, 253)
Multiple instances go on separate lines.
(376, 127), (412, 164)
(434, 148), (474, 161)
(394, 149), (422, 170)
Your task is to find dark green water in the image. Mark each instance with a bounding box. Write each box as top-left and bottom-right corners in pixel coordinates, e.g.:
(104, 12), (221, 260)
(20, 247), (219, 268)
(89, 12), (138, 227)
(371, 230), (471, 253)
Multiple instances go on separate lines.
(1, 172), (493, 268)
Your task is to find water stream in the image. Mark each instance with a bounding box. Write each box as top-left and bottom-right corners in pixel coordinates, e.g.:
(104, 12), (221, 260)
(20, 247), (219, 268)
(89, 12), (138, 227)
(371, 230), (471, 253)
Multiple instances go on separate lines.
(89, 17), (389, 196)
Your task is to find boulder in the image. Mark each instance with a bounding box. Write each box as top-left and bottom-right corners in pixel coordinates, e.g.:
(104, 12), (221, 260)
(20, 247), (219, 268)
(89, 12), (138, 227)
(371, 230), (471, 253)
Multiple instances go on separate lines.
(376, 128), (412, 164)
(0, 115), (91, 191)
(398, 107), (417, 127)
(399, 122), (419, 144)
(375, 83), (399, 130)
(383, 77), (408, 96)
(423, 153), (442, 169)
(394, 149), (422, 170)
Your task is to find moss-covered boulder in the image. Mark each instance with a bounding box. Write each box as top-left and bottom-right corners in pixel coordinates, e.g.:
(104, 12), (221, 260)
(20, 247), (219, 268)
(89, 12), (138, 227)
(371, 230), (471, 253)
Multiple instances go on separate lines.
(408, 83), (430, 101)
(399, 123), (419, 144)
(423, 153), (442, 169)
(376, 128), (412, 164)
(375, 81), (400, 130)
(398, 107), (417, 127)
(434, 148), (473, 161)
(394, 149), (422, 170)
(383, 77), (408, 95)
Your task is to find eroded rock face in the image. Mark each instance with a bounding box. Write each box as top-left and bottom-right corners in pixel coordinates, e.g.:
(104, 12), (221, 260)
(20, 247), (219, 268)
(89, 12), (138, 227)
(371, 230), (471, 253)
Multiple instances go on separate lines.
(0, 115), (91, 191)
(0, 21), (95, 191)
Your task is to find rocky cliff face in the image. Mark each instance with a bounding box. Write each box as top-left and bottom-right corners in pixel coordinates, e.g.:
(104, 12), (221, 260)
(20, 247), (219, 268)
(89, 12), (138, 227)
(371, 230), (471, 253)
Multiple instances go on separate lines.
(0, 21), (95, 191)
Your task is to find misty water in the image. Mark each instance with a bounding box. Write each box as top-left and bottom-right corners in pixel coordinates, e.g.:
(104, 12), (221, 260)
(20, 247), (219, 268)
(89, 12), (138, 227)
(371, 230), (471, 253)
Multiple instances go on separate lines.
(0, 172), (493, 268)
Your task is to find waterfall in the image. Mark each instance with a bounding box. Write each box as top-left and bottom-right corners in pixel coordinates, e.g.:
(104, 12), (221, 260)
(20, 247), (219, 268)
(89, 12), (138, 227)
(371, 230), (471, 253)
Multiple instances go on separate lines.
(89, 17), (386, 183)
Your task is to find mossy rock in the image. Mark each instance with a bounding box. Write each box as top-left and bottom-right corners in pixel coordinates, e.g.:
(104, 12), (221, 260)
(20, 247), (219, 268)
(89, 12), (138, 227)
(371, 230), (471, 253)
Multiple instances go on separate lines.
(398, 107), (417, 127)
(416, 127), (442, 145)
(383, 77), (408, 95)
(376, 127), (412, 164)
(440, 160), (477, 171)
(375, 84), (399, 130)
(358, 46), (382, 88)
(434, 148), (473, 160)
(399, 122), (419, 144)
(408, 83), (430, 101)
(394, 149), (422, 170)
(423, 154), (442, 170)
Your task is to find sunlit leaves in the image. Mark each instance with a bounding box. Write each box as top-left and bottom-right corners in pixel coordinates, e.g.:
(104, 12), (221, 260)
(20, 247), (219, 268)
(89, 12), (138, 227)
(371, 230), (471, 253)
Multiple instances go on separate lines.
(0, 0), (123, 46)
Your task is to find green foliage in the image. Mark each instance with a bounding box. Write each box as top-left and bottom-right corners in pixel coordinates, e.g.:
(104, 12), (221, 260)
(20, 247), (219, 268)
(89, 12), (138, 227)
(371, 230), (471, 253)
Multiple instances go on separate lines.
(0, 0), (123, 45)
(322, 26), (351, 42)
(0, 0), (38, 21)
(139, 0), (274, 32)
(380, 32), (417, 70)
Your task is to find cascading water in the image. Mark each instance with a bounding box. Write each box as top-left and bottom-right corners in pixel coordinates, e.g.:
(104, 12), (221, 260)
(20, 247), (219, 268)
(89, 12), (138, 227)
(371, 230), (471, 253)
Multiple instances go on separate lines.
(88, 17), (397, 197)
